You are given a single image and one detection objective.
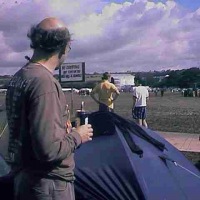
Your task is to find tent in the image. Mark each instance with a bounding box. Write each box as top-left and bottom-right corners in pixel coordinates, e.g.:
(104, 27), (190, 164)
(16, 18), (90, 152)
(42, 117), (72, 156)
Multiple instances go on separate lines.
(74, 111), (200, 200)
(0, 153), (14, 200)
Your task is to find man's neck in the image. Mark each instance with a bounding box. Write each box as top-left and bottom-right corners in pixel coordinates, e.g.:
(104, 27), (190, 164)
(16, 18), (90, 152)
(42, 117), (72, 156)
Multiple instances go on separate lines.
(30, 50), (59, 73)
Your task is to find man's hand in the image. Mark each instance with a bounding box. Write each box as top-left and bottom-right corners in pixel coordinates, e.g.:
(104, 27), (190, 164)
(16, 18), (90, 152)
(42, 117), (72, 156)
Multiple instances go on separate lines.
(75, 124), (93, 143)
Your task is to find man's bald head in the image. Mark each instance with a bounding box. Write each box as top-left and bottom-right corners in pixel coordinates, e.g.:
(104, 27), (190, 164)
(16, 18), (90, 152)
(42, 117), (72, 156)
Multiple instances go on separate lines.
(27, 17), (71, 53)
(37, 17), (67, 30)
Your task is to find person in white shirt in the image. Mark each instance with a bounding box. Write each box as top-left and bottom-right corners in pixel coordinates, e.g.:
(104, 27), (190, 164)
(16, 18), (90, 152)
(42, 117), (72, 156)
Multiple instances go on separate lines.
(132, 84), (149, 128)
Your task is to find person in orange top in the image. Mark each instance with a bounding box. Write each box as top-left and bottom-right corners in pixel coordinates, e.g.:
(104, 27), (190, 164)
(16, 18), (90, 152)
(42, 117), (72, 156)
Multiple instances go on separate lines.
(90, 72), (120, 112)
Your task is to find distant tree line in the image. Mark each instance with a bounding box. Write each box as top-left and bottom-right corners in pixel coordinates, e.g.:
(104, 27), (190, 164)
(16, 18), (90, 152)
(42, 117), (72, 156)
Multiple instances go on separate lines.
(0, 67), (199, 89)
(133, 67), (200, 88)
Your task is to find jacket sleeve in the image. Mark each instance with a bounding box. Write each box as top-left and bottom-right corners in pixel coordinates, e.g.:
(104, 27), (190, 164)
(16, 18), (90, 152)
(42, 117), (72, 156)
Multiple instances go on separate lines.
(27, 78), (82, 163)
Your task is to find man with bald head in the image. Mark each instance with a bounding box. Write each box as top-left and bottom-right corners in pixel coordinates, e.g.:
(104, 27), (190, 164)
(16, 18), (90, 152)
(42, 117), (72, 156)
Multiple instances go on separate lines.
(6, 17), (93, 200)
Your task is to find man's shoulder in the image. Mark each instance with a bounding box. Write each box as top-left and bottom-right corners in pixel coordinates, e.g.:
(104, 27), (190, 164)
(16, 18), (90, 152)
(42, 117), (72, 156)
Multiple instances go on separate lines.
(19, 64), (58, 94)
(107, 82), (115, 87)
(103, 81), (115, 87)
(132, 87), (137, 94)
(12, 64), (51, 80)
(100, 80), (110, 87)
(138, 86), (148, 91)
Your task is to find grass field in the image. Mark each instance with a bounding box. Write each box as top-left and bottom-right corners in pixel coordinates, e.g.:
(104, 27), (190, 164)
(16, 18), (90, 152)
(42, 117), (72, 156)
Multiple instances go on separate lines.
(1, 91), (199, 134)
(0, 91), (199, 167)
(65, 91), (200, 134)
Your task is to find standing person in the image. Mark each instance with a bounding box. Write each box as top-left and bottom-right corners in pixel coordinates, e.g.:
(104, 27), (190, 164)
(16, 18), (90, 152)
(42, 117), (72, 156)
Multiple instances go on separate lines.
(154, 88), (158, 96)
(6, 17), (93, 200)
(132, 84), (149, 128)
(90, 72), (120, 112)
(160, 88), (164, 97)
(110, 76), (115, 84)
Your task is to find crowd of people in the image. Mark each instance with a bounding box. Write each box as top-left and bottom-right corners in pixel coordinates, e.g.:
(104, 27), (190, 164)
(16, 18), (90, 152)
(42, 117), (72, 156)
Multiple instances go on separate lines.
(182, 88), (200, 97)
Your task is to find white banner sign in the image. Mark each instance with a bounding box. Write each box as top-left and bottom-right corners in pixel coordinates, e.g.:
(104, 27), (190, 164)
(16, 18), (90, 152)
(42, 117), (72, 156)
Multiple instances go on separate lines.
(59, 62), (85, 82)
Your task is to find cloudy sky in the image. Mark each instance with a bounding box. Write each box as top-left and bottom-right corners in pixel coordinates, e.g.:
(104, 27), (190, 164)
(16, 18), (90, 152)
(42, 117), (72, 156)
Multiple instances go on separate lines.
(1, 0), (200, 75)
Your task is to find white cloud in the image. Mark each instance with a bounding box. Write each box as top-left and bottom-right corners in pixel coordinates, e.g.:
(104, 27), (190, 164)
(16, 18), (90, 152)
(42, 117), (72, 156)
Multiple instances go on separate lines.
(0, 0), (200, 75)
(70, 2), (130, 38)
